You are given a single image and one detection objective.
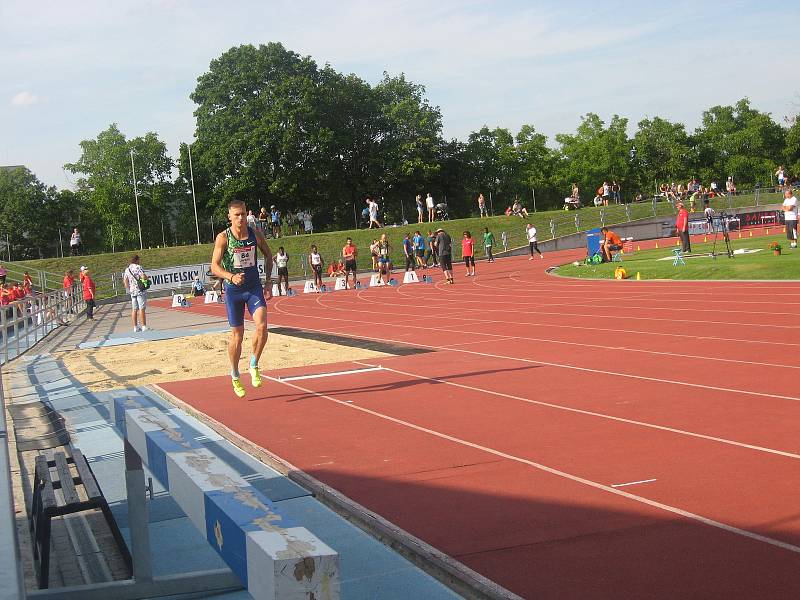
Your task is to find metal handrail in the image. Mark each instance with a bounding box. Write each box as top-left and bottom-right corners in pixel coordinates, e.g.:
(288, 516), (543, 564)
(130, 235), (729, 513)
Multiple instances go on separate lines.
(0, 363), (26, 600)
(0, 286), (86, 365)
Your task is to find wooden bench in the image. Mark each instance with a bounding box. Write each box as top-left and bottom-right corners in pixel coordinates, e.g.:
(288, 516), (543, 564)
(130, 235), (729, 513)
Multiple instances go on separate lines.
(30, 449), (131, 588)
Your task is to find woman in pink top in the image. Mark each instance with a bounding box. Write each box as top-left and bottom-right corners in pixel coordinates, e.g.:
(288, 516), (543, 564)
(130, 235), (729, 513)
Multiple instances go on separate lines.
(462, 231), (476, 277)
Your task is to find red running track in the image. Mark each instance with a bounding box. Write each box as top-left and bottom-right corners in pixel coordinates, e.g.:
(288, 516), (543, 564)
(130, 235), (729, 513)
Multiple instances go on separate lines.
(157, 248), (800, 599)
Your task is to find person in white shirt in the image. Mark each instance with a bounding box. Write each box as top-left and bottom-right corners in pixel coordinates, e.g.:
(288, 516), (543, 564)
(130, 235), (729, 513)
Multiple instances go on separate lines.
(367, 197), (382, 229)
(703, 199), (715, 234)
(782, 189), (798, 248)
(246, 210), (257, 229)
(526, 224), (543, 259)
(308, 244), (323, 290)
(776, 166), (786, 191)
(426, 193), (435, 222)
(273, 246), (290, 295)
(123, 255), (149, 332)
(70, 228), (81, 256)
(303, 211), (313, 234)
(726, 177), (736, 196)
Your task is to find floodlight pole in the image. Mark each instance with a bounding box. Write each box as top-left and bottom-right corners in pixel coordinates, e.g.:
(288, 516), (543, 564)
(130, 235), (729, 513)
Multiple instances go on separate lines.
(130, 149), (143, 250)
(188, 144), (200, 245)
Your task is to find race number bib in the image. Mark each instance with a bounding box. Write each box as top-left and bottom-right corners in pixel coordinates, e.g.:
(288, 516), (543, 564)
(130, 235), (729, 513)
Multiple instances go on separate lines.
(233, 245), (256, 269)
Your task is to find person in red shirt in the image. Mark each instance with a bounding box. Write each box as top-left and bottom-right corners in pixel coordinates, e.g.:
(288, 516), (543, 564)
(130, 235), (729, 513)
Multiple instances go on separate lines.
(341, 237), (358, 290)
(600, 227), (623, 262)
(675, 201), (691, 253)
(0, 284), (9, 306)
(82, 267), (96, 320)
(22, 272), (32, 295)
(462, 231), (476, 277)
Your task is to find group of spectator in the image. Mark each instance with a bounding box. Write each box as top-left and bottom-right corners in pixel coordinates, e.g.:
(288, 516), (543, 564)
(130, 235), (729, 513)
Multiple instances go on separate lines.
(248, 206), (314, 239)
(0, 268), (33, 306)
(591, 181), (622, 207)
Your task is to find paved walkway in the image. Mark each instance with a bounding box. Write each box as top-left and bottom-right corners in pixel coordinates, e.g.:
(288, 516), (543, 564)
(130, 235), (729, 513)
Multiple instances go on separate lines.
(3, 302), (462, 599)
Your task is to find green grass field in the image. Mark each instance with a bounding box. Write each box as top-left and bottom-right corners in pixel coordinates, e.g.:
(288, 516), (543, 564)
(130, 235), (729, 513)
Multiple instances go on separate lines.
(553, 233), (799, 280)
(1, 190), (782, 294)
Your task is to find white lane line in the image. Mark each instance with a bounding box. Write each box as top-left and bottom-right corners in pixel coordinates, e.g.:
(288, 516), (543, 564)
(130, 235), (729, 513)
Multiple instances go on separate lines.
(351, 362), (800, 461)
(612, 478), (658, 488)
(316, 290), (800, 349)
(271, 310), (800, 404)
(269, 366), (384, 382)
(269, 376), (800, 556)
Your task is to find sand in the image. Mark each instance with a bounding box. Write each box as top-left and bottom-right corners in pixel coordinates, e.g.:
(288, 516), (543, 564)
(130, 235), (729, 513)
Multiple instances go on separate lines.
(58, 331), (388, 391)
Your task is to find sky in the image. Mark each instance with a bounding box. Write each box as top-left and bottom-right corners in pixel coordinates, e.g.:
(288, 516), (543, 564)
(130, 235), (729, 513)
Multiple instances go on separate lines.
(1, 0), (798, 188)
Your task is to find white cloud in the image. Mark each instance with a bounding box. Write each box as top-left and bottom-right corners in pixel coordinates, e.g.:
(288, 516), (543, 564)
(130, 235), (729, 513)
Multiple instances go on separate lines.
(10, 91), (40, 108)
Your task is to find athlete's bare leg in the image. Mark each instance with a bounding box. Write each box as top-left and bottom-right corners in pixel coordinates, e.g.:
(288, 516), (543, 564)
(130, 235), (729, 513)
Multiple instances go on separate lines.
(228, 325), (245, 371)
(250, 306), (268, 364)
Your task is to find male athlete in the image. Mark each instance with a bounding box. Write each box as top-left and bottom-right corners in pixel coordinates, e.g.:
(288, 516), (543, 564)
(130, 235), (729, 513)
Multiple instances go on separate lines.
(211, 200), (273, 397)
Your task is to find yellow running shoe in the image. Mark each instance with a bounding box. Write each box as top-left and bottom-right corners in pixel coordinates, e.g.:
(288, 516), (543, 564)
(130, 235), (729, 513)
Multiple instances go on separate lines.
(232, 377), (246, 398)
(249, 366), (262, 388)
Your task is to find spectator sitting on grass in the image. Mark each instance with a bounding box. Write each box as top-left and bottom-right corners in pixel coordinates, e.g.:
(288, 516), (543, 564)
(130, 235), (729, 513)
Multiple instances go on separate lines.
(327, 260), (345, 278)
(600, 227), (623, 262)
(593, 193), (603, 207)
(510, 200), (529, 217)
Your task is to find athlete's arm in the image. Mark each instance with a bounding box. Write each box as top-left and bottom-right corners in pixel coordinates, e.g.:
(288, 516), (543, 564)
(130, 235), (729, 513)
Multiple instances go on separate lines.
(211, 231), (244, 286)
(253, 228), (273, 282)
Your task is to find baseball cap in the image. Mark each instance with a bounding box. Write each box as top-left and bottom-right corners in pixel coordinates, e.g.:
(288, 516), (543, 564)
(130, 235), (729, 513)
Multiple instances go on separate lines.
(80, 265), (87, 272)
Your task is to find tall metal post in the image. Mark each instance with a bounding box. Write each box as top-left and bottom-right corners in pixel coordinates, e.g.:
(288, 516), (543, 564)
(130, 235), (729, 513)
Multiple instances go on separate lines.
(532, 187), (536, 212)
(188, 144), (200, 244)
(130, 149), (143, 250)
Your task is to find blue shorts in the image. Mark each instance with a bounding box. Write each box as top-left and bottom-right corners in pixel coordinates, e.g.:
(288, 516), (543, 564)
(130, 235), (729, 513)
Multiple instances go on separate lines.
(224, 282), (266, 328)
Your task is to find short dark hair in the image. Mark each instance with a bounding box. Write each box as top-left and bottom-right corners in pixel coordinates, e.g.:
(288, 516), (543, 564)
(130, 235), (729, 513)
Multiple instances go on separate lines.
(601, 227), (608, 232)
(228, 199), (246, 210)
(131, 254), (140, 264)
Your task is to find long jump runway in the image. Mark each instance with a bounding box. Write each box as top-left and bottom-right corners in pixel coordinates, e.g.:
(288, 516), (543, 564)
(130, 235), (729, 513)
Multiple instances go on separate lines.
(157, 250), (800, 599)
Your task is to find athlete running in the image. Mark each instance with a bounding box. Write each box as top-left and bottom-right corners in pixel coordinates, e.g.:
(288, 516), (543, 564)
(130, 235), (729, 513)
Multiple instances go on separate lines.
(211, 200), (273, 398)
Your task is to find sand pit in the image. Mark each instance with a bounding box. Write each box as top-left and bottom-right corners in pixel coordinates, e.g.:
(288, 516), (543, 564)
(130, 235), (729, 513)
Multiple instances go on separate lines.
(58, 331), (388, 391)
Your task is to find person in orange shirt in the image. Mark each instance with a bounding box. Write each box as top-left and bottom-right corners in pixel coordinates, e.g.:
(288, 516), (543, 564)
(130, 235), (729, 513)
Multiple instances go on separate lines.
(23, 272), (32, 295)
(600, 227), (623, 262)
(82, 267), (97, 320)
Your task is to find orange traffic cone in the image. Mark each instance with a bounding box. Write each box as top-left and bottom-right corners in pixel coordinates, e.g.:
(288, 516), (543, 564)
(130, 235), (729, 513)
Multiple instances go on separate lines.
(636, 245), (641, 252)
(655, 241), (659, 249)
(703, 236), (708, 243)
(749, 230), (753, 237)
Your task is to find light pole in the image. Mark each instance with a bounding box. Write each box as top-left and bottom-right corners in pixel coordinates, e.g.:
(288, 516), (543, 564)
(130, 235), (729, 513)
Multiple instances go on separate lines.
(130, 149), (143, 250)
(188, 144), (200, 244)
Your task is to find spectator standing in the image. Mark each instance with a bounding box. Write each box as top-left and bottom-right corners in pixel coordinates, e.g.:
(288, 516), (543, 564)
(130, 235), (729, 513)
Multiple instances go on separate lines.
(124, 255), (149, 332)
(70, 228), (81, 256)
(478, 193), (488, 217)
(246, 210), (257, 229)
(483, 227), (495, 262)
(462, 231), (476, 277)
(426, 193), (435, 222)
(726, 177), (736, 196)
(82, 267), (96, 320)
(342, 237), (359, 289)
(367, 197), (382, 229)
(258, 207), (269, 232)
(273, 246), (290, 295)
(309, 245), (324, 290)
(22, 272), (32, 295)
(611, 181), (621, 203)
(675, 201), (691, 253)
(776, 166), (786, 191)
(526, 224), (544, 259)
(270, 205), (281, 238)
(416, 195), (424, 223)
(436, 228), (454, 284)
(602, 181), (610, 206)
(402, 233), (416, 271)
(783, 189), (798, 249)
(303, 211), (313, 234)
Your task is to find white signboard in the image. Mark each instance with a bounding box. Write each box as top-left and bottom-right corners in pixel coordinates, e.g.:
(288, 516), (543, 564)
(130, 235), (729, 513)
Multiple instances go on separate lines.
(123, 259), (274, 293)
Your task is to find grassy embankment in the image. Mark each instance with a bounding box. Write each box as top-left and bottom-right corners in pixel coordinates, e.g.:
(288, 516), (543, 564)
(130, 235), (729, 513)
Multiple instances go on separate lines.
(6, 190), (781, 291)
(554, 232), (799, 280)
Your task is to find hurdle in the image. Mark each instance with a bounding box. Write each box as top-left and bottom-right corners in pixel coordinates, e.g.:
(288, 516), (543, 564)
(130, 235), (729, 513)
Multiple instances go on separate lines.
(111, 396), (339, 600)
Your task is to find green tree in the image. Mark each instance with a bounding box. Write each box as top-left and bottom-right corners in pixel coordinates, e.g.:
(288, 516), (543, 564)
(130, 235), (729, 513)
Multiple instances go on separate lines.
(694, 99), (784, 186)
(65, 124), (175, 250)
(555, 114), (631, 201)
(631, 117), (692, 194)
